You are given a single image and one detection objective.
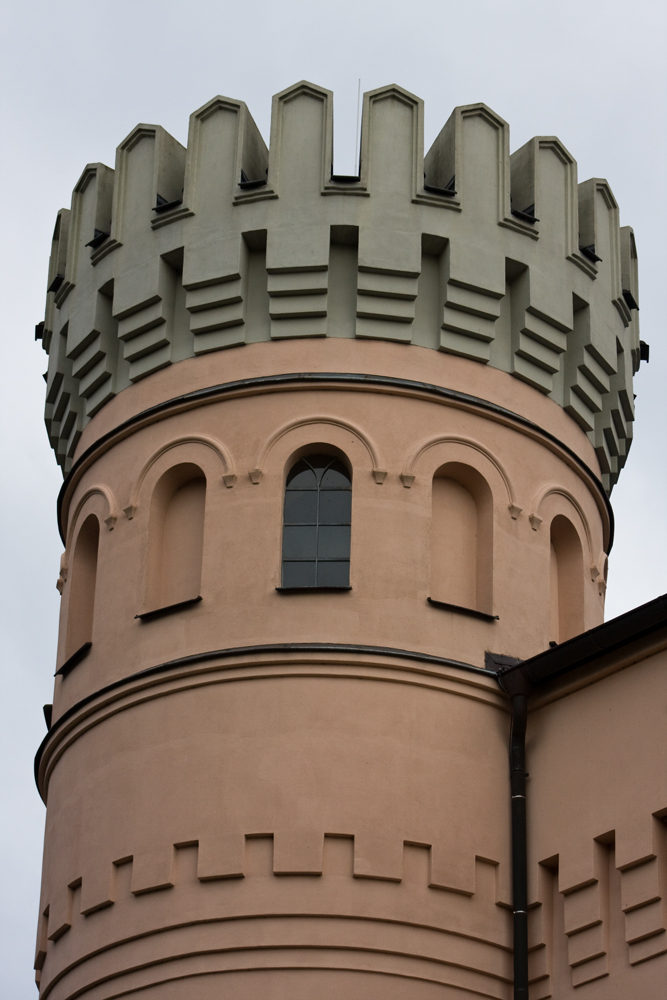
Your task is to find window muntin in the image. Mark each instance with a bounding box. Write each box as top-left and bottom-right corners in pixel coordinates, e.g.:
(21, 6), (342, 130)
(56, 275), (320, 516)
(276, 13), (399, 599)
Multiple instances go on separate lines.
(282, 454), (351, 588)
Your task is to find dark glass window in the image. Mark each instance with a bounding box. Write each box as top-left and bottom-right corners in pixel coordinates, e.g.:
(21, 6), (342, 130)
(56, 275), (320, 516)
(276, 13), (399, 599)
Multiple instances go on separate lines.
(282, 454), (351, 588)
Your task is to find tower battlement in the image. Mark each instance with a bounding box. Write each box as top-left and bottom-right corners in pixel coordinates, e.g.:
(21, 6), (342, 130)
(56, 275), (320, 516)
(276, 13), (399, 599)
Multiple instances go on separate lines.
(39, 82), (640, 490)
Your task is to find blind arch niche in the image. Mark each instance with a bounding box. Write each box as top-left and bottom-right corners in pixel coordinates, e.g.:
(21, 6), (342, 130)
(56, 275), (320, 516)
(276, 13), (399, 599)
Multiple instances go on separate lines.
(550, 514), (584, 642)
(430, 462), (493, 614)
(145, 463), (206, 612)
(282, 453), (352, 589)
(66, 513), (100, 658)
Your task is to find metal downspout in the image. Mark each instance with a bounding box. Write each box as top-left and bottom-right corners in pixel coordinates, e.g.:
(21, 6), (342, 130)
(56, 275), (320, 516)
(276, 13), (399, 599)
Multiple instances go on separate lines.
(497, 663), (532, 1000)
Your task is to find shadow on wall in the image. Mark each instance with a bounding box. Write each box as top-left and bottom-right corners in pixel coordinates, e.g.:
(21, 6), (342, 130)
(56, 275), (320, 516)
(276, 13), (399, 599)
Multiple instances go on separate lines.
(66, 514), (100, 658)
(145, 463), (206, 613)
(430, 463), (493, 616)
(550, 514), (584, 643)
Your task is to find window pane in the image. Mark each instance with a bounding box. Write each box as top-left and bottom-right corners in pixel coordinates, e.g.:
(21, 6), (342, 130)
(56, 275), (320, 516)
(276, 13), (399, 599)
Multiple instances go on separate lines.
(318, 525), (351, 560)
(284, 491), (318, 524)
(317, 561), (349, 587)
(319, 490), (351, 524)
(320, 461), (351, 489)
(286, 461), (318, 489)
(283, 525), (317, 559)
(283, 454), (353, 591)
(282, 561), (317, 588)
(309, 455), (333, 477)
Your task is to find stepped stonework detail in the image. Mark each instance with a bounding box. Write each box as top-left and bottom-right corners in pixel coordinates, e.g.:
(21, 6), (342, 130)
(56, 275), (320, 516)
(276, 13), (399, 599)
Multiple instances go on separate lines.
(32, 83), (664, 1000)
(38, 83), (641, 490)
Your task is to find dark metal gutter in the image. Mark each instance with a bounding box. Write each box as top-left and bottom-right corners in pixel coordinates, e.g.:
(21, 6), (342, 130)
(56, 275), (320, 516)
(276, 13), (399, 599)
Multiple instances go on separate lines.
(495, 592), (667, 999)
(502, 592), (667, 691)
(498, 663), (530, 1000)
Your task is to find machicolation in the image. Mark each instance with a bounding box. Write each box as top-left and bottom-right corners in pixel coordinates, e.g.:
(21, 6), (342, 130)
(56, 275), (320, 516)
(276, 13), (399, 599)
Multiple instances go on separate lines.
(38, 82), (642, 491)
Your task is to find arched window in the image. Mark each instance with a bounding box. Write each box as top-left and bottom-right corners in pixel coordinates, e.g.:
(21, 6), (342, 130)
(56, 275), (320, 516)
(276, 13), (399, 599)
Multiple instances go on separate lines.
(282, 454), (351, 589)
(550, 515), (584, 642)
(145, 464), (206, 612)
(430, 463), (493, 614)
(66, 514), (100, 657)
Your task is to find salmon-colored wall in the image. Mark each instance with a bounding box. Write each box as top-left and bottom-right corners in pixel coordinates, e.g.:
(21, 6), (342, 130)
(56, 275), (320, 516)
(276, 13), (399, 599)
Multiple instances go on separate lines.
(53, 349), (607, 716)
(34, 79), (657, 997)
(33, 337), (616, 999)
(525, 642), (667, 997)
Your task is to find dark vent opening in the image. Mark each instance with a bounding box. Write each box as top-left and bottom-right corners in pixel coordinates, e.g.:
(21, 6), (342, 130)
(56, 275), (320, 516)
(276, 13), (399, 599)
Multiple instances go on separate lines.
(85, 230), (110, 249)
(423, 173), (456, 196)
(622, 289), (639, 311)
(580, 244), (602, 263)
(153, 194), (183, 214)
(511, 203), (539, 224)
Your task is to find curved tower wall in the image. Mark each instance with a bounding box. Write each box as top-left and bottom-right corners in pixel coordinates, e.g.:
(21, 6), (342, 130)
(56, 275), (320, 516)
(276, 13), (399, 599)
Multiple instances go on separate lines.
(34, 83), (640, 999)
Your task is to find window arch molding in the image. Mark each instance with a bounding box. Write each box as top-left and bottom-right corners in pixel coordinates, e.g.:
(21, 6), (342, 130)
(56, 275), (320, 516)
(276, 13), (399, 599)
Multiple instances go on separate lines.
(280, 447), (353, 590)
(66, 484), (119, 547)
(282, 442), (352, 481)
(252, 415), (386, 484)
(404, 436), (515, 515)
(62, 487), (114, 592)
(529, 484), (597, 575)
(128, 434), (235, 518)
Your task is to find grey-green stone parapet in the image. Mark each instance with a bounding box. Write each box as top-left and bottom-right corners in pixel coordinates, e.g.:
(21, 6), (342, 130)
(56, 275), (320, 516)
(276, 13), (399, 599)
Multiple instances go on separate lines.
(38, 82), (641, 491)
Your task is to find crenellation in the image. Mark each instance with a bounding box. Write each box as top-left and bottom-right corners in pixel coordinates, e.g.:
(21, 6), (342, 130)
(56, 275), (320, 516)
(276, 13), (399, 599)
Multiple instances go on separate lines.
(106, 125), (155, 251)
(196, 832), (245, 881)
(33, 907), (48, 976)
(60, 163), (114, 308)
(40, 832), (511, 936)
(564, 304), (609, 432)
(273, 829), (324, 875)
(269, 83), (332, 200)
(363, 86), (421, 201)
(114, 255), (178, 380)
(187, 276), (245, 351)
(265, 87), (332, 339)
(37, 83), (643, 483)
(130, 845), (176, 895)
(46, 875), (80, 942)
(509, 138), (537, 226)
(79, 858), (116, 916)
(423, 108), (457, 202)
(152, 129), (186, 215)
(441, 239), (505, 362)
(44, 327), (85, 467)
(35, 833), (518, 997)
(267, 232), (330, 339)
(525, 822), (667, 994)
(509, 270), (561, 394)
(43, 209), (70, 352)
(185, 96), (268, 218)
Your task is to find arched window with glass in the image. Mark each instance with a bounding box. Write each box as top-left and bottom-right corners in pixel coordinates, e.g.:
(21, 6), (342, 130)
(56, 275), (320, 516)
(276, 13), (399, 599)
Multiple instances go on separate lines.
(281, 454), (352, 589)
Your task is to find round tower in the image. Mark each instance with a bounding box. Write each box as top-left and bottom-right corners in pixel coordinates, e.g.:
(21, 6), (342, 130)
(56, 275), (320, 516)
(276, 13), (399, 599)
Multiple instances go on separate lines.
(34, 82), (641, 999)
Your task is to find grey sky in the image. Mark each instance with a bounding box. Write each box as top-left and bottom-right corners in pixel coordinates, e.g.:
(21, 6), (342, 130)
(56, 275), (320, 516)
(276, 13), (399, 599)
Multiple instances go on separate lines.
(1, 0), (665, 993)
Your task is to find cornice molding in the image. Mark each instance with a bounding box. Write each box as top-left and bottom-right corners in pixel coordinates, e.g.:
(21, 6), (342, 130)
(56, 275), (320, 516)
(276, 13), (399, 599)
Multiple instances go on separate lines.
(56, 372), (614, 551)
(36, 640), (498, 799)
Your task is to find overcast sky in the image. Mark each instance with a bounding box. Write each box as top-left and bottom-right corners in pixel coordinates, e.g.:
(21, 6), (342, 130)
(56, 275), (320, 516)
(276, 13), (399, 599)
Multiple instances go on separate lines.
(1, 0), (665, 993)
